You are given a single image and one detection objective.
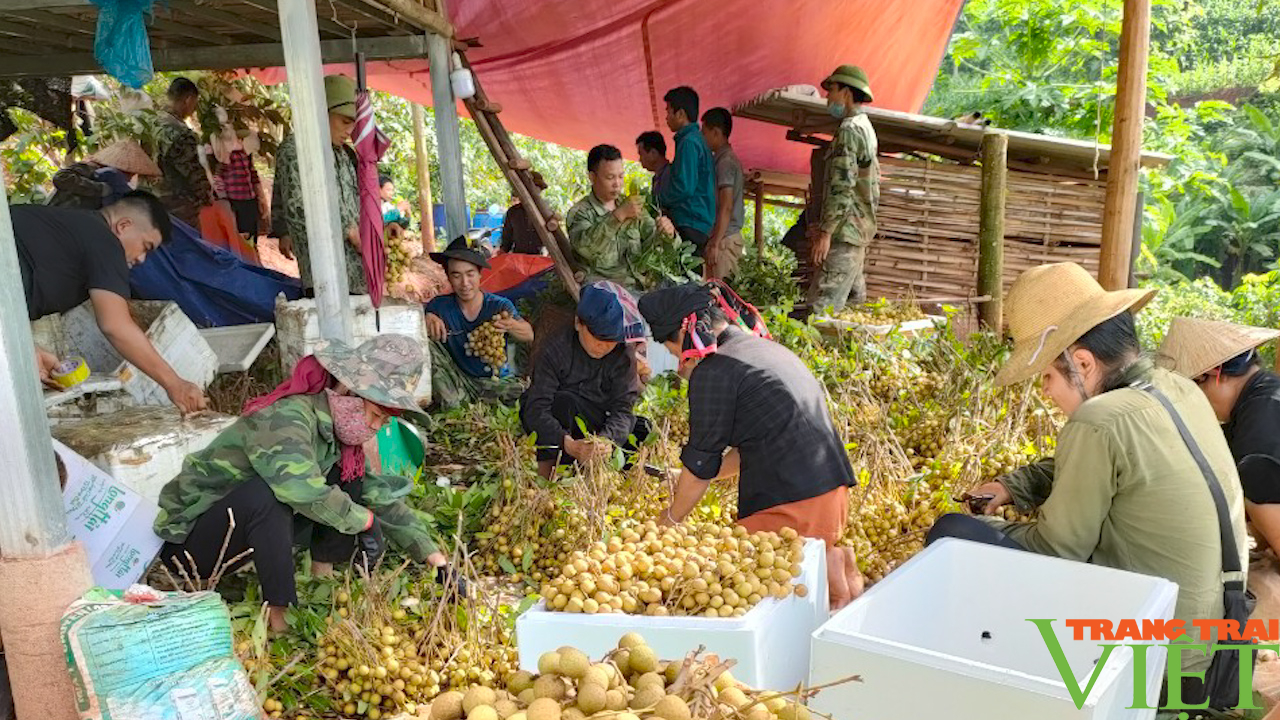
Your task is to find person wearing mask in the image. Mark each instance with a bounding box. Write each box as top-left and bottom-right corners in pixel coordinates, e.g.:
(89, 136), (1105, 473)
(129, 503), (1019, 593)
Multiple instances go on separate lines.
(567, 144), (675, 291)
(927, 263), (1247, 693)
(521, 282), (650, 478)
(700, 108), (746, 280)
(152, 77), (213, 227)
(16, 191), (207, 414)
(379, 174), (412, 229)
(48, 140), (161, 210)
(657, 87), (715, 254)
(1159, 318), (1280, 557)
(153, 335), (450, 632)
(635, 131), (671, 205)
(271, 75), (364, 295)
(810, 65), (880, 313)
(638, 283), (863, 610)
(499, 171), (547, 256)
(424, 237), (534, 407)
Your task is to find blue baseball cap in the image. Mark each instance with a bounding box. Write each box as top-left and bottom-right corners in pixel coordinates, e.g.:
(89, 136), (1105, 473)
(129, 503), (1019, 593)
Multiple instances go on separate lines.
(577, 283), (626, 342)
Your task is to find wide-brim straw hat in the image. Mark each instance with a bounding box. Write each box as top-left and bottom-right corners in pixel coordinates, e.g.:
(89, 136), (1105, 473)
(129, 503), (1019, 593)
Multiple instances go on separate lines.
(88, 140), (161, 176)
(314, 334), (424, 415)
(1157, 317), (1280, 379)
(996, 262), (1155, 386)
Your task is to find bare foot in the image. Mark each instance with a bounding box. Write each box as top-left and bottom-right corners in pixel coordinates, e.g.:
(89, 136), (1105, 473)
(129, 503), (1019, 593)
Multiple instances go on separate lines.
(311, 561), (334, 578)
(267, 605), (289, 632)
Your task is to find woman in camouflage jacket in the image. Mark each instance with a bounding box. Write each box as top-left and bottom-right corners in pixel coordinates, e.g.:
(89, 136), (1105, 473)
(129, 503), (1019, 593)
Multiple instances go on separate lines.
(153, 335), (445, 630)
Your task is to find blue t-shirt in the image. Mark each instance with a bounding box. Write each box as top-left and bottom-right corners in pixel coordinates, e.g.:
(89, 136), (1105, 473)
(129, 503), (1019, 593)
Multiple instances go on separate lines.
(425, 292), (520, 378)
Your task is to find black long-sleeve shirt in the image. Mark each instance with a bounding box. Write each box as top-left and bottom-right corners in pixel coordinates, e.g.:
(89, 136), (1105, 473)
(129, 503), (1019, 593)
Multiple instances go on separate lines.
(1225, 370), (1280, 503)
(520, 327), (641, 451)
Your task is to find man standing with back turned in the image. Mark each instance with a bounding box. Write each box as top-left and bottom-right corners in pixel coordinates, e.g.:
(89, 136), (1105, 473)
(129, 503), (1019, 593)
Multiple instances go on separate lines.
(810, 65), (880, 313)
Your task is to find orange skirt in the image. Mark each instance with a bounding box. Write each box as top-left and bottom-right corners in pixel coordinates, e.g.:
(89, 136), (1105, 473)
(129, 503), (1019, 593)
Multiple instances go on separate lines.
(737, 485), (849, 547)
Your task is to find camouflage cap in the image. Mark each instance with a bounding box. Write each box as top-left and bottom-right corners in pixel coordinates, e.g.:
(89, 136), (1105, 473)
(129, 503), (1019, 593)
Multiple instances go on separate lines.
(315, 334), (424, 414)
(822, 65), (873, 102)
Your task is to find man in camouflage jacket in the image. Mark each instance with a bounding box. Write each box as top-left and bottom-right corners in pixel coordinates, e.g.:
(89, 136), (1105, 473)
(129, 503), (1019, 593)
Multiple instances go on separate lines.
(151, 78), (212, 227)
(809, 65), (880, 313)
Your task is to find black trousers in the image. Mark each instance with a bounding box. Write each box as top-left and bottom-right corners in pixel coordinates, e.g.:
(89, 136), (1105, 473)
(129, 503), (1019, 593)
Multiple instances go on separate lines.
(528, 390), (650, 465)
(677, 226), (710, 256)
(228, 198), (260, 236)
(159, 470), (363, 606)
(924, 513), (1025, 551)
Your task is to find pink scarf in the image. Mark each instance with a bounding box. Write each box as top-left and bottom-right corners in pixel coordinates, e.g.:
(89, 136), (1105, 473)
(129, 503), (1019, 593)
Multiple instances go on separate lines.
(243, 356), (365, 482)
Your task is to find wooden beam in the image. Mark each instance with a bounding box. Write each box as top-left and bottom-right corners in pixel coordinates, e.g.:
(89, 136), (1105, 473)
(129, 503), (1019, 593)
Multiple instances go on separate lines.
(237, 0), (351, 37)
(147, 12), (237, 44)
(977, 132), (1008, 331)
(411, 102), (436, 248)
(0, 34), (429, 77)
(0, 0), (88, 8)
(375, 0), (452, 37)
(167, 0), (282, 40)
(0, 18), (92, 48)
(6, 9), (96, 36)
(1098, 0), (1151, 291)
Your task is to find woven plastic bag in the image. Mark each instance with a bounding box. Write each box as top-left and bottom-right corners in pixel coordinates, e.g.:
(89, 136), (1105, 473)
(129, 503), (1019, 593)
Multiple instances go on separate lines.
(89, 0), (155, 89)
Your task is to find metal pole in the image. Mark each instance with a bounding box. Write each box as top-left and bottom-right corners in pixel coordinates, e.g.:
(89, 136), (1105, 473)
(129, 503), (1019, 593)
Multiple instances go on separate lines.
(278, 0), (353, 342)
(0, 167), (71, 556)
(412, 103), (437, 249)
(427, 33), (468, 240)
(1098, 0), (1151, 291)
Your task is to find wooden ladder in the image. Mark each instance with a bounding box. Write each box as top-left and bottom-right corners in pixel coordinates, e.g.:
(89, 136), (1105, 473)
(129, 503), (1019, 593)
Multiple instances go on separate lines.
(455, 48), (582, 299)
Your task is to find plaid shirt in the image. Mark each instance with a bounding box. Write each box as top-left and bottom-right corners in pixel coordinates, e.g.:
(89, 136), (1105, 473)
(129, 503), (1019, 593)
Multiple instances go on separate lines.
(683, 327), (855, 518)
(217, 150), (260, 201)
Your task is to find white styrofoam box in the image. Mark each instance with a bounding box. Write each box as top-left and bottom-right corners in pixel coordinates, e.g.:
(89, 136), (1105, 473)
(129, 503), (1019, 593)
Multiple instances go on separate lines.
(275, 295), (433, 406)
(52, 407), (237, 506)
(45, 375), (135, 425)
(31, 313), (68, 357)
(517, 539), (829, 691)
(645, 339), (679, 376)
(813, 314), (947, 337)
(62, 300), (218, 406)
(809, 539), (1178, 720)
(199, 323), (276, 373)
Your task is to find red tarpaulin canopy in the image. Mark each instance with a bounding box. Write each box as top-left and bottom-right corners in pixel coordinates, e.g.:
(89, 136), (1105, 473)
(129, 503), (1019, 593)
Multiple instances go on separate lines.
(259, 0), (962, 174)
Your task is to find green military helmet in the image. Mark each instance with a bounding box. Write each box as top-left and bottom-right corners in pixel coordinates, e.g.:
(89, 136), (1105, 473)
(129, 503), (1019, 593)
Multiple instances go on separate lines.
(822, 65), (873, 103)
(315, 334), (424, 414)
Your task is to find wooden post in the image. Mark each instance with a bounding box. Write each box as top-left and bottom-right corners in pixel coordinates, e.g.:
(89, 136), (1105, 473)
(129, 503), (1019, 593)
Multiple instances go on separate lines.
(747, 184), (757, 257)
(977, 131), (1008, 331)
(427, 33), (468, 240)
(1098, 0), (1151, 291)
(411, 103), (436, 249)
(278, 0), (352, 342)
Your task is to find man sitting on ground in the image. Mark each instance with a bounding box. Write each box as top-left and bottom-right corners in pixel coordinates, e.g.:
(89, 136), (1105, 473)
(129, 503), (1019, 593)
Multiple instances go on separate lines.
(424, 237), (534, 407)
(16, 191), (207, 413)
(567, 144), (675, 291)
(520, 282), (649, 478)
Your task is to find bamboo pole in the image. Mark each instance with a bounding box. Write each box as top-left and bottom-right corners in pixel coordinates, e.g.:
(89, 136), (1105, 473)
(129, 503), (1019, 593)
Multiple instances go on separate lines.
(411, 103), (436, 249)
(977, 132), (1008, 331)
(1098, 0), (1151, 290)
(754, 186), (765, 257)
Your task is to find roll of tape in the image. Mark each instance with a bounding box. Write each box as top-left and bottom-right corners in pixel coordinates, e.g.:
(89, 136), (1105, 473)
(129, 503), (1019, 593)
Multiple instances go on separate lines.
(52, 357), (89, 389)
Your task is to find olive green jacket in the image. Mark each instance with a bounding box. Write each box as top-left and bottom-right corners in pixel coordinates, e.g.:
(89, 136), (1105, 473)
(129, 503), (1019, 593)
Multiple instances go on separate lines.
(987, 367), (1247, 670)
(154, 394), (437, 561)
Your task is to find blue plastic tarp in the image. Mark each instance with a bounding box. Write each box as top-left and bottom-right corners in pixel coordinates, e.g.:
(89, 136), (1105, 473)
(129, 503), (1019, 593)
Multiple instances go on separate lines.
(129, 218), (303, 327)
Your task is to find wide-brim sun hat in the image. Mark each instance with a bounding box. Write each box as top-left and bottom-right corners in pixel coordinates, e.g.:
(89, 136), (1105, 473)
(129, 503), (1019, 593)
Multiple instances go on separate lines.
(1157, 317), (1280, 379)
(314, 334), (424, 415)
(324, 74), (358, 120)
(88, 139), (161, 176)
(821, 64), (874, 103)
(996, 262), (1156, 386)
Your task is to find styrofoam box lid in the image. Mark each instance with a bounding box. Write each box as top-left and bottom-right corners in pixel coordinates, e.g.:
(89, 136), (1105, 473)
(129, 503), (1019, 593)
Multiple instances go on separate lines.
(815, 538), (1178, 693)
(199, 323), (276, 373)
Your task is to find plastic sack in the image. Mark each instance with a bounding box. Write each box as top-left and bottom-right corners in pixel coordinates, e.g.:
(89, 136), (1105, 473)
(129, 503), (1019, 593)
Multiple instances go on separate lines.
(61, 589), (262, 720)
(89, 0), (155, 89)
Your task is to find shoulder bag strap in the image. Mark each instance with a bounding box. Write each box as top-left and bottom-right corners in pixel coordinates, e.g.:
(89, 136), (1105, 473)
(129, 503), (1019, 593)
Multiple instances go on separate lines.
(1134, 381), (1243, 590)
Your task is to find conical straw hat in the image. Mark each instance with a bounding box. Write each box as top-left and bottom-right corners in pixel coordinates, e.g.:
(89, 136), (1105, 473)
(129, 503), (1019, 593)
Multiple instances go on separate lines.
(995, 262), (1155, 386)
(87, 140), (161, 177)
(1157, 317), (1280, 379)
